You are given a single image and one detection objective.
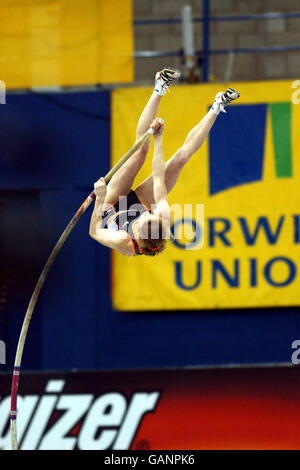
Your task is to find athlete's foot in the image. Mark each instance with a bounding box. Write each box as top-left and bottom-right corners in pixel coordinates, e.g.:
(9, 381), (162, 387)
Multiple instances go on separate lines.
(211, 88), (240, 115)
(153, 68), (181, 96)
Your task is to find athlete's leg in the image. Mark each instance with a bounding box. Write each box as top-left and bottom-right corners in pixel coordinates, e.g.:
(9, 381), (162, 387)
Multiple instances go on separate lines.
(104, 69), (180, 205)
(136, 68), (180, 139)
(136, 93), (162, 140)
(103, 94), (161, 206)
(163, 108), (218, 193)
(136, 88), (240, 206)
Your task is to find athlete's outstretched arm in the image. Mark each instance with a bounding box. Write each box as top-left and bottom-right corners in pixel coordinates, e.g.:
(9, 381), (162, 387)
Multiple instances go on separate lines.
(151, 119), (171, 223)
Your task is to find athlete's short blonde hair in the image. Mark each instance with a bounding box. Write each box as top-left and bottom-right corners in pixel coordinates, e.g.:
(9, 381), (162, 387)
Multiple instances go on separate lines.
(139, 217), (168, 256)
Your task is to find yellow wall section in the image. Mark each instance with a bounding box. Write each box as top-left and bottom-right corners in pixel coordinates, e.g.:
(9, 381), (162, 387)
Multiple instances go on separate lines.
(112, 80), (300, 311)
(0, 0), (133, 88)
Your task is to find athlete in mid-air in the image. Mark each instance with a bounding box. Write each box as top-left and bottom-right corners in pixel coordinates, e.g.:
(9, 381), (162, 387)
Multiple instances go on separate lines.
(89, 68), (240, 256)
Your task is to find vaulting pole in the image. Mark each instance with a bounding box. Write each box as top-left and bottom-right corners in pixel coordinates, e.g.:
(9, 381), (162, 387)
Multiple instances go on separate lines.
(10, 127), (154, 450)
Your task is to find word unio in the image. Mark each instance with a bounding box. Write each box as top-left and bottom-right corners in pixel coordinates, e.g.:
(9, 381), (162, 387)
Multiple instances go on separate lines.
(173, 215), (300, 290)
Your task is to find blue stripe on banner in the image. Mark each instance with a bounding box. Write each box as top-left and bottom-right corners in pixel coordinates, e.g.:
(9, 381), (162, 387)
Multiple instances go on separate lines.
(209, 104), (267, 195)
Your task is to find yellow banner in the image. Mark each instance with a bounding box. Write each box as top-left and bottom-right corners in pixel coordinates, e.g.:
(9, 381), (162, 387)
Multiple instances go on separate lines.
(112, 80), (300, 310)
(0, 0), (133, 88)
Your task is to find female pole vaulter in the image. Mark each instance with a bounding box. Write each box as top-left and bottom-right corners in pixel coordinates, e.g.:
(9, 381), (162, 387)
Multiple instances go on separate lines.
(89, 68), (240, 257)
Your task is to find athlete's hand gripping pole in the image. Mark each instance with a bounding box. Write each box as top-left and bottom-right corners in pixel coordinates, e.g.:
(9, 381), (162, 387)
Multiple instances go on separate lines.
(10, 127), (155, 450)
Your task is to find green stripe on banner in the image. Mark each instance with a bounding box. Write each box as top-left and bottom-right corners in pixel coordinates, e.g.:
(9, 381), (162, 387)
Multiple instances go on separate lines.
(270, 102), (292, 178)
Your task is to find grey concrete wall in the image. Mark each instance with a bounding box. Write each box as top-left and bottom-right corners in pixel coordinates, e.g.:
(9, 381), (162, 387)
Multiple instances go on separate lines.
(133, 0), (300, 84)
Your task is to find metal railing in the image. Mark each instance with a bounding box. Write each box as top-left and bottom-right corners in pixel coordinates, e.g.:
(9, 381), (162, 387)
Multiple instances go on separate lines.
(134, 1), (300, 82)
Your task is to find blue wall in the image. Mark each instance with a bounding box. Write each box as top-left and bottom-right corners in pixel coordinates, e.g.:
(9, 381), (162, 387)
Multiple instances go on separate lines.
(0, 90), (298, 372)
